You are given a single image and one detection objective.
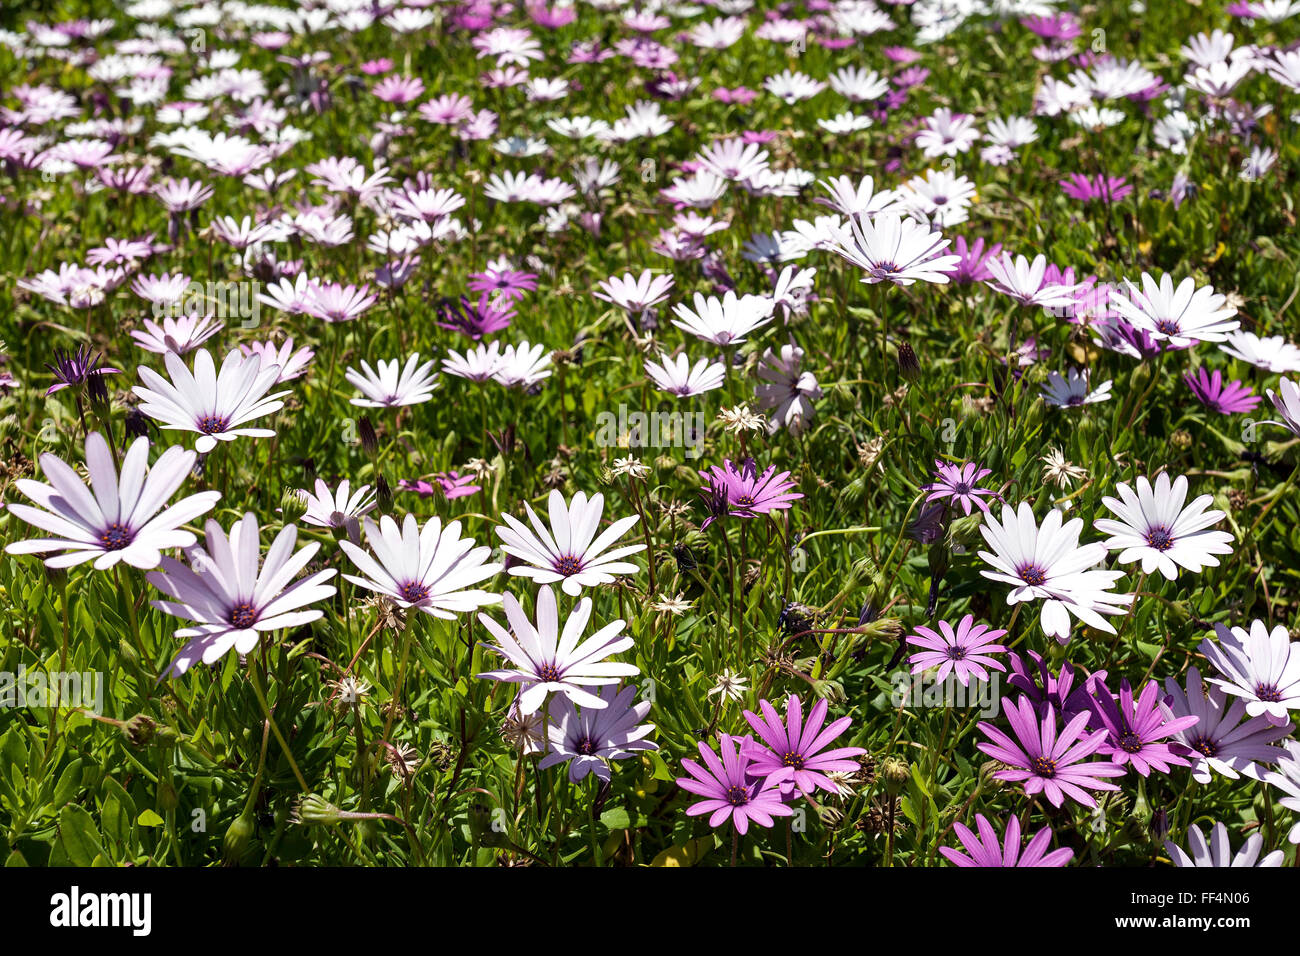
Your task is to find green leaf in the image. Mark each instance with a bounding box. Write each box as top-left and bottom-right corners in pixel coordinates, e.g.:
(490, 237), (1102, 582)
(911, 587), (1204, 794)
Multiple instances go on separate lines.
(57, 805), (104, 867)
(137, 809), (165, 828)
(52, 758), (83, 808)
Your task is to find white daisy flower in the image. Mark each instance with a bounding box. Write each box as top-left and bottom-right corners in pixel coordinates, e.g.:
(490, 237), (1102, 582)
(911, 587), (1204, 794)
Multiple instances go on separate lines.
(298, 479), (376, 530)
(491, 341), (552, 388)
(1165, 822), (1285, 868)
(150, 513), (337, 677)
(476, 585), (638, 715)
(1093, 473), (1233, 580)
(442, 341), (504, 382)
(1041, 368), (1113, 407)
(338, 514), (503, 618)
(4, 433), (219, 570)
(644, 351), (726, 397)
(1112, 272), (1239, 348)
(1221, 331), (1300, 373)
(345, 353), (439, 407)
(495, 489), (645, 596)
(1200, 619), (1300, 726)
(671, 290), (775, 346)
(978, 501), (1133, 642)
(134, 347), (288, 454)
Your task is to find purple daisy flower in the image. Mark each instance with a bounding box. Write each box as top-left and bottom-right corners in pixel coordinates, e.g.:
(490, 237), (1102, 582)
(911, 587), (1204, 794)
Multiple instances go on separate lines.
(940, 813), (1074, 867)
(676, 733), (793, 835)
(949, 235), (1003, 284)
(1086, 677), (1199, 776)
(1165, 666), (1295, 783)
(1059, 173), (1133, 203)
(45, 345), (120, 397)
(740, 695), (866, 797)
(922, 460), (999, 515)
(1184, 367), (1261, 414)
(697, 458), (803, 530)
(466, 266), (537, 303)
(1007, 650), (1105, 722)
(977, 695), (1126, 808)
(435, 294), (516, 341)
(906, 614), (1008, 687)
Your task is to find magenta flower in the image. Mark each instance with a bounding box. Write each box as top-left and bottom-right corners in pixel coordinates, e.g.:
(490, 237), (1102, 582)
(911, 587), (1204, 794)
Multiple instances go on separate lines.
(1006, 650), (1104, 722)
(713, 86), (758, 105)
(740, 695), (866, 797)
(950, 235), (1003, 284)
(467, 267), (537, 303)
(435, 294), (515, 340)
(1020, 13), (1082, 40)
(434, 471), (482, 499)
(922, 460), (999, 515)
(977, 695), (1126, 808)
(676, 733), (793, 835)
(1060, 173), (1133, 203)
(1086, 677), (1198, 776)
(906, 614), (1008, 686)
(698, 458), (803, 529)
(1184, 367), (1261, 414)
(940, 814), (1074, 867)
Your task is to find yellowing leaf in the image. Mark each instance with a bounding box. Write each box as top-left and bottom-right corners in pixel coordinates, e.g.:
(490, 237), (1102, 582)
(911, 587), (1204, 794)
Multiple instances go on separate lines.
(651, 837), (712, 867)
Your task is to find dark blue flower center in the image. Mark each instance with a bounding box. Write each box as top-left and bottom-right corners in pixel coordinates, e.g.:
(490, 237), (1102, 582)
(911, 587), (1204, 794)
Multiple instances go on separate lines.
(1255, 683), (1283, 703)
(1144, 525), (1174, 551)
(1031, 756), (1056, 777)
(1020, 564), (1048, 587)
(1117, 731), (1143, 754)
(197, 414), (230, 435)
(782, 751), (805, 770)
(725, 784), (749, 806)
(554, 554), (583, 575)
(398, 581), (430, 604)
(229, 602), (257, 629)
(99, 522), (132, 550)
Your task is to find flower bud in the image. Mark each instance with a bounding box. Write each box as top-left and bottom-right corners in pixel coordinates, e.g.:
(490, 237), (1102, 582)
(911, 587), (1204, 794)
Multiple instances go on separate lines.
(296, 793), (343, 826)
(879, 756), (910, 796)
(897, 340), (921, 382)
(222, 808), (256, 864)
(358, 415), (378, 456)
(280, 488), (308, 523)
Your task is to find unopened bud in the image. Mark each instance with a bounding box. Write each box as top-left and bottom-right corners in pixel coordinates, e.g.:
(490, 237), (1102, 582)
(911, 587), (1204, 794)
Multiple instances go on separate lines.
(897, 340), (921, 382)
(358, 416), (378, 456)
(280, 488), (308, 523)
(879, 756), (910, 796)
